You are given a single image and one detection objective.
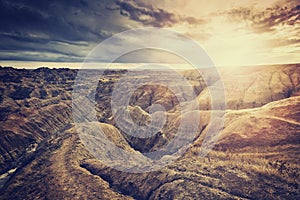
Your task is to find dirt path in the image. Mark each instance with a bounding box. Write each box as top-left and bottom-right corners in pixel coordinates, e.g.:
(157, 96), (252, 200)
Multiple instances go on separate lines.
(48, 128), (133, 200)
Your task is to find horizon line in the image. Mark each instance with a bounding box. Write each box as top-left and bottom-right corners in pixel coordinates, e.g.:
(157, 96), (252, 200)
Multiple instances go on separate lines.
(0, 61), (299, 70)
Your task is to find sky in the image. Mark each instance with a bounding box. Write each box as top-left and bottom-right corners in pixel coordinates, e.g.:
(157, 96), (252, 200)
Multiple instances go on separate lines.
(0, 0), (299, 68)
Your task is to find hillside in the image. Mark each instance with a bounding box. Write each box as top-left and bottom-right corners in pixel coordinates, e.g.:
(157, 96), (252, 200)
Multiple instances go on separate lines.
(0, 64), (299, 199)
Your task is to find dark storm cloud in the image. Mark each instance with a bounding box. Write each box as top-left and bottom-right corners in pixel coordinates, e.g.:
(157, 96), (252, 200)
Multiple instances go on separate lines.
(0, 1), (103, 42)
(0, 0), (125, 62)
(0, 0), (205, 62)
(225, 0), (300, 33)
(115, 0), (205, 27)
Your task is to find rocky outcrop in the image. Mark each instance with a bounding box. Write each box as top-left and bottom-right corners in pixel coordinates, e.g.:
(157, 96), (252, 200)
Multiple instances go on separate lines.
(202, 96), (300, 151)
(0, 67), (77, 174)
(195, 64), (300, 110)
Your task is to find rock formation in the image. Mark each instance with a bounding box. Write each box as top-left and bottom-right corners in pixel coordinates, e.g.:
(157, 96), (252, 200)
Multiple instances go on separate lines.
(0, 64), (299, 199)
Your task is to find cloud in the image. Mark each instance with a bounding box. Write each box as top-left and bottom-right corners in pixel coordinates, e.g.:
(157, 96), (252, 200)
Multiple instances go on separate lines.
(115, 0), (205, 27)
(0, 0), (298, 64)
(0, 0), (129, 62)
(225, 0), (300, 33)
(267, 38), (300, 48)
(0, 0), (206, 62)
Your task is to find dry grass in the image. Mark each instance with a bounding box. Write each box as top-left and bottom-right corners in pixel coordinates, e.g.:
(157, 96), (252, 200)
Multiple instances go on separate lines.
(184, 146), (300, 199)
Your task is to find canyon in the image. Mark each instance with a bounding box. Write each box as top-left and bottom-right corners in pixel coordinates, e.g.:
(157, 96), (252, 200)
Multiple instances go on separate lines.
(0, 64), (299, 199)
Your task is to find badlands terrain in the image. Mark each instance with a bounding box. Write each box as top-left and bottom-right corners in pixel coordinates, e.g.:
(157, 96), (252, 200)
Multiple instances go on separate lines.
(0, 64), (299, 199)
